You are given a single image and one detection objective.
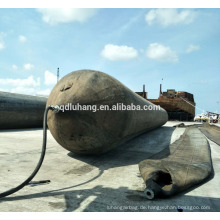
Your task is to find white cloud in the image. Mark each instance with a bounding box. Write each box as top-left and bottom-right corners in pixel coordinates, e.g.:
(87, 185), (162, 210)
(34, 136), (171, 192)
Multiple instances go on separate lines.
(11, 87), (36, 95)
(44, 70), (57, 85)
(0, 76), (40, 95)
(120, 12), (143, 32)
(23, 63), (34, 70)
(0, 76), (40, 88)
(0, 32), (6, 50)
(36, 89), (51, 96)
(36, 8), (97, 25)
(0, 88), (8, 92)
(145, 9), (196, 27)
(200, 80), (208, 84)
(12, 64), (18, 70)
(18, 35), (27, 43)
(0, 42), (5, 50)
(186, 45), (200, 53)
(146, 43), (178, 62)
(101, 44), (138, 61)
(0, 75), (53, 96)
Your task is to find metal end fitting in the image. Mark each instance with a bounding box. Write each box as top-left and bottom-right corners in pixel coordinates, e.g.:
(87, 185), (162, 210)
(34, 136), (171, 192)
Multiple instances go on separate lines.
(144, 187), (155, 200)
(49, 105), (60, 113)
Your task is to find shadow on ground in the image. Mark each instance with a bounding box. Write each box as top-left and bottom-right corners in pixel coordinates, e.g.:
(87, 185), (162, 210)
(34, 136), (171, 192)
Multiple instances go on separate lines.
(1, 126), (217, 211)
(1, 184), (219, 212)
(67, 126), (176, 169)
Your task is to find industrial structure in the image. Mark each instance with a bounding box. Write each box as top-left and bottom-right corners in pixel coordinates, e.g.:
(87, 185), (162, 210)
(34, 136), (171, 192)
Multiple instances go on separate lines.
(136, 85), (196, 121)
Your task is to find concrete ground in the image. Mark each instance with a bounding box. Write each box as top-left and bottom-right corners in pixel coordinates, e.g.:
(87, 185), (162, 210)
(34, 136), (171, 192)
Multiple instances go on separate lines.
(0, 121), (219, 212)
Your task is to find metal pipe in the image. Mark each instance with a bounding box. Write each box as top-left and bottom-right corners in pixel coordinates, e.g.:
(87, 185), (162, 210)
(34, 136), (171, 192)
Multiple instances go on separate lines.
(0, 91), (47, 129)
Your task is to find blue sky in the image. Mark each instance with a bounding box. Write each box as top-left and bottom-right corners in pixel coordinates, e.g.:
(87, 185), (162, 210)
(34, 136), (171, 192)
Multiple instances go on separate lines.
(0, 8), (219, 114)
